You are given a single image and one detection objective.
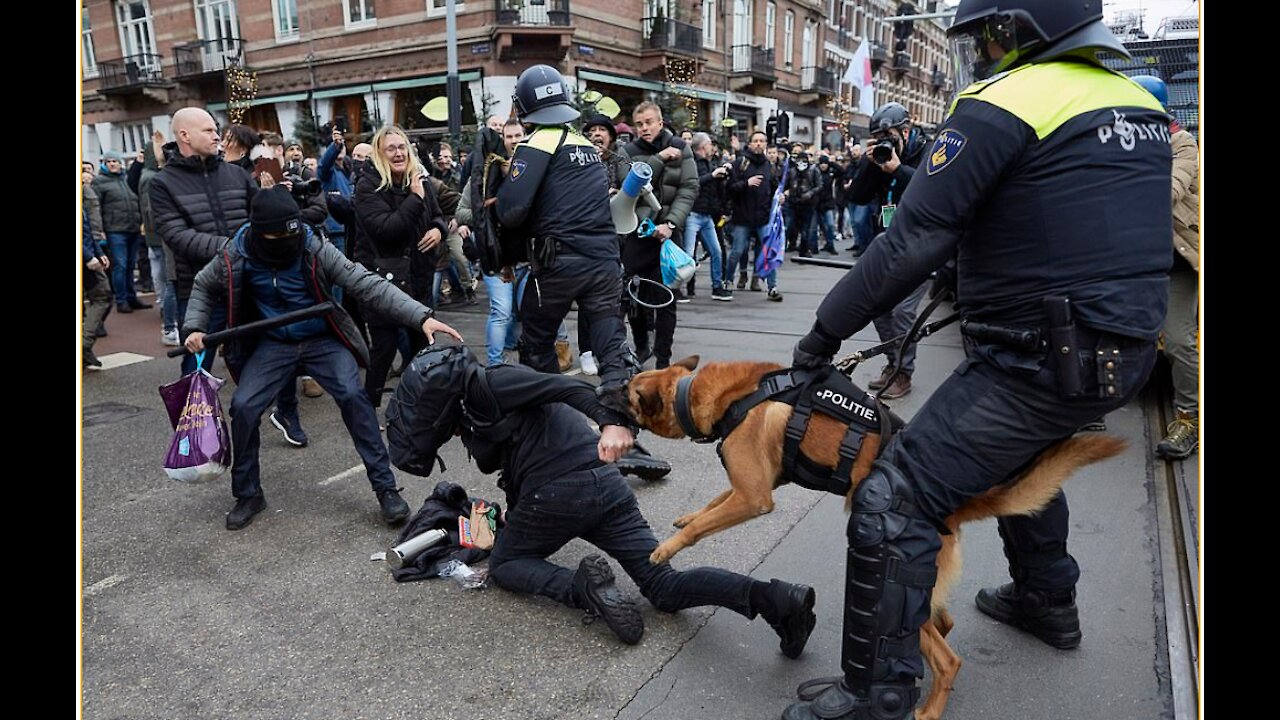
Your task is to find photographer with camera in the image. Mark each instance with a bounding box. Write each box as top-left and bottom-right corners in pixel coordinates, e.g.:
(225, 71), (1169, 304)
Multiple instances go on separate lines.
(844, 102), (932, 399)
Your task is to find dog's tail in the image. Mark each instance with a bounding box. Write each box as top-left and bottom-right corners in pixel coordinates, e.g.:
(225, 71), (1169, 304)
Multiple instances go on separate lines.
(950, 435), (1127, 524)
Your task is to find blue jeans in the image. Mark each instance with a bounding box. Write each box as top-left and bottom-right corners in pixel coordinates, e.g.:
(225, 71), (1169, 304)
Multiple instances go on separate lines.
(727, 224), (776, 290)
(815, 209), (838, 251)
(683, 213), (724, 288)
(482, 272), (522, 365)
(229, 336), (395, 499)
(107, 231), (143, 306)
(148, 246), (177, 332)
(488, 465), (755, 616)
(850, 203), (876, 252)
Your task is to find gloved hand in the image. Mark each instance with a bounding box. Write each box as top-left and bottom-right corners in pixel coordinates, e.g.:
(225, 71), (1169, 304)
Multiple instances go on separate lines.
(793, 324), (842, 370)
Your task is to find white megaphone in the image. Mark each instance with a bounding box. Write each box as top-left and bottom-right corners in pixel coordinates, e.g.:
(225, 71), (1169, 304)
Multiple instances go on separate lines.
(610, 163), (663, 235)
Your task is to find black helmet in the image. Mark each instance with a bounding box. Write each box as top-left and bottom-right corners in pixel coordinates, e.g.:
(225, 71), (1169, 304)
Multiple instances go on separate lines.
(385, 342), (482, 476)
(947, 0), (1129, 88)
(870, 102), (910, 134)
(512, 65), (579, 125)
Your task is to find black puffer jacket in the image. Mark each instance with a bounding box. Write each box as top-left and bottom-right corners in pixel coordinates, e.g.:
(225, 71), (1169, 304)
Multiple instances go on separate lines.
(727, 150), (777, 227)
(149, 143), (257, 300)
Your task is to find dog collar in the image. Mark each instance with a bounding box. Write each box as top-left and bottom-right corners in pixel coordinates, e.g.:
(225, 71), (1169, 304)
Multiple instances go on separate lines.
(675, 374), (717, 443)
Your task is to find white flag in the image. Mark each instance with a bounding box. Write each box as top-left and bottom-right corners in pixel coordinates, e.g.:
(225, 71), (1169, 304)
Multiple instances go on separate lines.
(843, 40), (876, 116)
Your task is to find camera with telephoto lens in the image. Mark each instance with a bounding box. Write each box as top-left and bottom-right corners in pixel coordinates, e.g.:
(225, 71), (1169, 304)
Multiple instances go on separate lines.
(283, 162), (322, 199)
(871, 140), (895, 164)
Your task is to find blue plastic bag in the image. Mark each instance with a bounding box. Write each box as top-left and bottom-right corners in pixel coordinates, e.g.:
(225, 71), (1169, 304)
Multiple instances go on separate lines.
(660, 239), (696, 288)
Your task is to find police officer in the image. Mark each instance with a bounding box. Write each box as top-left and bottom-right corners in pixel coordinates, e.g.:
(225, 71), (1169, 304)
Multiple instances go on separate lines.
(496, 64), (669, 480)
(784, 2), (1172, 718)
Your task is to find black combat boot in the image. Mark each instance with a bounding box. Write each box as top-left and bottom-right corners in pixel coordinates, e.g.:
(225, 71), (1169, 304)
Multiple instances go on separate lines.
(572, 554), (644, 644)
(975, 582), (1082, 649)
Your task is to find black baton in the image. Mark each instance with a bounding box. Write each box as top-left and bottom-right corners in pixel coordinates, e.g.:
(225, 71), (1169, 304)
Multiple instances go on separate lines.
(167, 302), (337, 357)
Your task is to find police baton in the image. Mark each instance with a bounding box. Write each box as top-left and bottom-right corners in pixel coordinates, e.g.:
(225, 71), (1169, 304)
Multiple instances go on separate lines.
(166, 302), (337, 357)
(790, 256), (857, 270)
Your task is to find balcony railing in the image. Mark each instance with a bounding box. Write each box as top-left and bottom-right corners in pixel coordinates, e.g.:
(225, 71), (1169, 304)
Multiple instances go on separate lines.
(643, 17), (702, 56)
(801, 66), (837, 94)
(731, 44), (775, 76)
(493, 0), (572, 26)
(174, 38), (245, 78)
(931, 68), (947, 89)
(869, 42), (889, 71)
(97, 53), (165, 91)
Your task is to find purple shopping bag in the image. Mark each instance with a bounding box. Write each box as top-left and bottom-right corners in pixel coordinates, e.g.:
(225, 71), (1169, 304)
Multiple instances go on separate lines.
(158, 353), (230, 483)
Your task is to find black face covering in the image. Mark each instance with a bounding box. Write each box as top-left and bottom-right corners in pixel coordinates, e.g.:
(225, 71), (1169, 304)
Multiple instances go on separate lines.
(247, 228), (304, 268)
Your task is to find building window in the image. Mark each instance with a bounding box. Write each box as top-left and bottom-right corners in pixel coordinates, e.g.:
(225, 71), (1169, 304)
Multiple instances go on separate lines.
(117, 121), (154, 156)
(272, 0), (299, 40)
(765, 2), (775, 50)
(427, 0), (465, 17)
(802, 20), (814, 68)
(702, 0), (716, 49)
(82, 8), (98, 77)
(115, 1), (159, 68)
(344, 0), (376, 29)
(783, 11), (794, 70)
(195, 0), (240, 44)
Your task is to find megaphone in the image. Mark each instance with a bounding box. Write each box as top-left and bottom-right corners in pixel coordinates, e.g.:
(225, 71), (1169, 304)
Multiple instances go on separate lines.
(610, 163), (662, 235)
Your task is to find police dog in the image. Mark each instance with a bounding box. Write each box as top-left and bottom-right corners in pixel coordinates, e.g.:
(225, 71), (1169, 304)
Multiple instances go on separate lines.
(600, 355), (1125, 720)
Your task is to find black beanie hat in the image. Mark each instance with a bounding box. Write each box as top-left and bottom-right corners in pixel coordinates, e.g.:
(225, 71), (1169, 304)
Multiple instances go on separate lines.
(582, 113), (617, 141)
(251, 186), (303, 235)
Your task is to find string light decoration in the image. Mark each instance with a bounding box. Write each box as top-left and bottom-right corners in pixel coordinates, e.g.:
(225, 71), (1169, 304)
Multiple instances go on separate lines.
(226, 65), (259, 125)
(664, 57), (700, 128)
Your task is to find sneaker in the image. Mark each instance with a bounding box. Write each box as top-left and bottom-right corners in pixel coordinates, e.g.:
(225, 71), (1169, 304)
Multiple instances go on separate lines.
(673, 289), (691, 304)
(116, 303), (133, 314)
(767, 288), (783, 302)
(737, 271), (748, 289)
(128, 298), (153, 310)
(762, 579), (817, 659)
(711, 286), (733, 301)
(580, 351), (599, 376)
(556, 340), (574, 372)
(573, 555), (644, 645)
(269, 411), (309, 447)
(615, 444), (672, 481)
(879, 374), (912, 400)
(377, 488), (410, 525)
(226, 491), (266, 530)
(83, 349), (103, 368)
(1156, 412), (1198, 460)
(975, 582), (1082, 649)
(301, 377), (325, 398)
(750, 276), (762, 292)
(868, 365), (896, 390)
(161, 329), (180, 346)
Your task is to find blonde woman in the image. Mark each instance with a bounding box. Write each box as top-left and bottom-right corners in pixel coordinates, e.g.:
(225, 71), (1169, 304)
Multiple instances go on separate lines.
(353, 125), (449, 408)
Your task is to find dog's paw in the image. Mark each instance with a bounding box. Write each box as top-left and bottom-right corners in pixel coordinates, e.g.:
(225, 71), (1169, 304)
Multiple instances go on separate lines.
(672, 512), (698, 529)
(649, 542), (677, 565)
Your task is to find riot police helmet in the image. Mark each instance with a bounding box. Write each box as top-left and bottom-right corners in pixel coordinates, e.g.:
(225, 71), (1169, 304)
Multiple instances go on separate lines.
(512, 64), (580, 126)
(1130, 75), (1170, 110)
(947, 0), (1129, 89)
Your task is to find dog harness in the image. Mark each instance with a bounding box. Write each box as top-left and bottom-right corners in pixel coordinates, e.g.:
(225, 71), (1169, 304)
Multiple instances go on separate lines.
(675, 365), (903, 496)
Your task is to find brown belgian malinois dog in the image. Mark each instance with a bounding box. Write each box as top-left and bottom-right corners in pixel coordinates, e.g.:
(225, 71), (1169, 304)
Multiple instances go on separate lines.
(600, 355), (1125, 720)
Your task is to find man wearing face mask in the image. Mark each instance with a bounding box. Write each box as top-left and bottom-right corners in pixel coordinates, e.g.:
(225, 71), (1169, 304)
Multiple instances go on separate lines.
(845, 102), (932, 400)
(182, 187), (463, 530)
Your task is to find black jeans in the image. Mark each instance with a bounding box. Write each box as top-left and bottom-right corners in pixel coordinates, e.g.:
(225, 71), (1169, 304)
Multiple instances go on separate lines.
(366, 321), (426, 407)
(627, 265), (676, 365)
(488, 466), (754, 616)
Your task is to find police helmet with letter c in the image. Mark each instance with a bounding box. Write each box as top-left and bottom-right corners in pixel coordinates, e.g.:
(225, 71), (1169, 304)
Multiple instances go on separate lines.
(512, 65), (580, 125)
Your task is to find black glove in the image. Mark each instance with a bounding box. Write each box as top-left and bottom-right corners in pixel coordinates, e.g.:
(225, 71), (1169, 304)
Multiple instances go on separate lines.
(793, 323), (842, 370)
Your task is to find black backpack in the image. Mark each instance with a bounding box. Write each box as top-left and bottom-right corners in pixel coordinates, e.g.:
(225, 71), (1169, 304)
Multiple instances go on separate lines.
(385, 342), (482, 476)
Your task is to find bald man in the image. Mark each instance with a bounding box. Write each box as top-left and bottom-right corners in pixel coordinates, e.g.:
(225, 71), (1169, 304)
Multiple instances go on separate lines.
(150, 107), (258, 376)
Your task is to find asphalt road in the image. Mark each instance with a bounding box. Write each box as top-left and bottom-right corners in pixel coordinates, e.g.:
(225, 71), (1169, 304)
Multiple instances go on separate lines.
(80, 256), (1177, 719)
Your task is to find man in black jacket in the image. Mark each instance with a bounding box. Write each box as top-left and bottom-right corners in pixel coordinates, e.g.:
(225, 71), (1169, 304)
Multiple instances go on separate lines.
(786, 151), (822, 258)
(725, 131), (782, 300)
(844, 102), (932, 399)
(390, 347), (819, 654)
(814, 155), (840, 255)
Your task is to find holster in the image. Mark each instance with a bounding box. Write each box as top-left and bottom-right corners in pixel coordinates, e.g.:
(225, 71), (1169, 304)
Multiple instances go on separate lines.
(1044, 297), (1084, 399)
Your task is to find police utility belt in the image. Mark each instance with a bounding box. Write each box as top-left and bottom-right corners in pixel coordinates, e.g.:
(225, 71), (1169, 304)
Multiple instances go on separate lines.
(676, 365), (905, 497)
(959, 296), (1132, 400)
